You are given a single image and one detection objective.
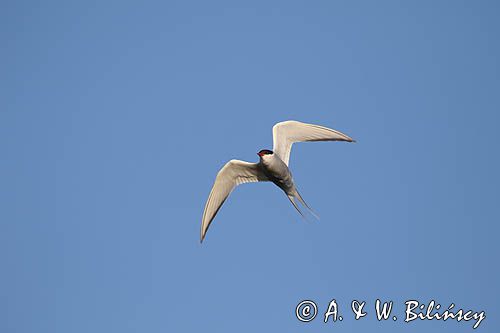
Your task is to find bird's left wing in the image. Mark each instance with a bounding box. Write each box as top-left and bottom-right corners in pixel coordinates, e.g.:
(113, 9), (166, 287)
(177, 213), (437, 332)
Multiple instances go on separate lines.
(201, 159), (268, 242)
(272, 120), (355, 166)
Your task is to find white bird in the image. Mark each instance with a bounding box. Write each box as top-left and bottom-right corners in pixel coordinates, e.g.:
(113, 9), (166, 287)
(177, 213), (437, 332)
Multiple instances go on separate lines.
(200, 120), (355, 242)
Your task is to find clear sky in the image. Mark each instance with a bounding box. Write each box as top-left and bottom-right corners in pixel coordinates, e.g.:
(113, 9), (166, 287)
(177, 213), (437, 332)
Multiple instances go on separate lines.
(2, 1), (499, 332)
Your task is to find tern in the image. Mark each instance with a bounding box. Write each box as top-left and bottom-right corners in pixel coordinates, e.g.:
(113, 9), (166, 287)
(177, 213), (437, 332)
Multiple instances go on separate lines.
(200, 120), (355, 242)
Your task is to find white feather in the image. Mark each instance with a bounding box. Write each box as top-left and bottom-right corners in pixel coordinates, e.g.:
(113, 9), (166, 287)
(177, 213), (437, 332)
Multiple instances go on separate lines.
(200, 160), (268, 242)
(272, 120), (354, 166)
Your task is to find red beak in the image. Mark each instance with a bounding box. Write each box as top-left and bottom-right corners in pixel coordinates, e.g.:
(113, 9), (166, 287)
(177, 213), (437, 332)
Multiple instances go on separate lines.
(257, 152), (264, 157)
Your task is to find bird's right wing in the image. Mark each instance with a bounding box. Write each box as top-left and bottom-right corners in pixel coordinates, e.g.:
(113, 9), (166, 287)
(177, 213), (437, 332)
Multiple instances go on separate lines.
(201, 159), (268, 242)
(272, 120), (355, 166)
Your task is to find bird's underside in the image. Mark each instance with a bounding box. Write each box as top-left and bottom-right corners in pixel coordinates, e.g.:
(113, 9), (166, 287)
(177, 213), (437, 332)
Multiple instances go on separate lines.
(200, 120), (355, 242)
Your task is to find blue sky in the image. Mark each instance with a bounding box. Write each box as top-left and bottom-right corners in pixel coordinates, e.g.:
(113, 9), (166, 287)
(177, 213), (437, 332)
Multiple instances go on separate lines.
(2, 1), (499, 332)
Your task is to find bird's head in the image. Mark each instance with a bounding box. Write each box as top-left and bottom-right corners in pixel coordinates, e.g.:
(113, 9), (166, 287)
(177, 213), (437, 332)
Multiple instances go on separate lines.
(257, 149), (274, 158)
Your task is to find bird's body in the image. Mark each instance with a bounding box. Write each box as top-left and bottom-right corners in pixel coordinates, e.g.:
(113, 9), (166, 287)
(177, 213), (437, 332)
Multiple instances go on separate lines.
(200, 120), (355, 242)
(259, 152), (294, 194)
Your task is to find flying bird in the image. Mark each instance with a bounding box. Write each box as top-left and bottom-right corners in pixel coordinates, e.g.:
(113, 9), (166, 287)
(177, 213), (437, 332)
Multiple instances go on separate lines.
(200, 120), (355, 242)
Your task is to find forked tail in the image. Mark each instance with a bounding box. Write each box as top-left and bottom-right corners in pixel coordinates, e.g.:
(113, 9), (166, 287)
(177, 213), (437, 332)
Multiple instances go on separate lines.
(287, 194), (305, 218)
(287, 188), (320, 220)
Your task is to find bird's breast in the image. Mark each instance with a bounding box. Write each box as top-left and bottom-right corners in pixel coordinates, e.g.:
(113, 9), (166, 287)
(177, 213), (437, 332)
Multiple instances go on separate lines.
(261, 157), (294, 192)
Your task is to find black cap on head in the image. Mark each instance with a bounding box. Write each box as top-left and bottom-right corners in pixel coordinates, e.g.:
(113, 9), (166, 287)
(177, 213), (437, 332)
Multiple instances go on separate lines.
(257, 149), (273, 156)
